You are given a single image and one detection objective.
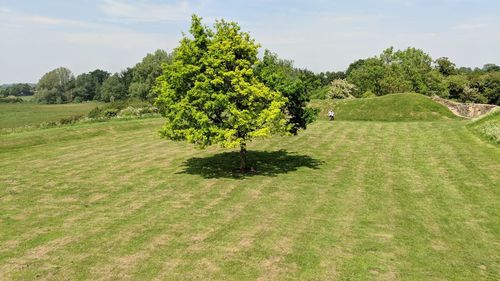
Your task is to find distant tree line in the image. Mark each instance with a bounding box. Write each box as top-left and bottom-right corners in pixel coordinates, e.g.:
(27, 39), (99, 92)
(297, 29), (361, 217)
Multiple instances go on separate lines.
(7, 46), (499, 106)
(0, 83), (34, 97)
(343, 47), (499, 105)
(30, 49), (172, 104)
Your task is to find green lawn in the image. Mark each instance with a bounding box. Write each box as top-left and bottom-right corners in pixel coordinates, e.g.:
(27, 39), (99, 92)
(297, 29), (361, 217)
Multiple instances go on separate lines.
(0, 115), (498, 280)
(0, 102), (101, 130)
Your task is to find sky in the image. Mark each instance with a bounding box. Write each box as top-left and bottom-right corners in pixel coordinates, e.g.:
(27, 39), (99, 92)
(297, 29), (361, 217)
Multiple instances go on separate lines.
(0, 0), (499, 84)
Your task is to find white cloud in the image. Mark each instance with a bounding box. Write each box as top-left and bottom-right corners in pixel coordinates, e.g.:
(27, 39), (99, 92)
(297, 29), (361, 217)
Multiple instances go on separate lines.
(99, 0), (191, 22)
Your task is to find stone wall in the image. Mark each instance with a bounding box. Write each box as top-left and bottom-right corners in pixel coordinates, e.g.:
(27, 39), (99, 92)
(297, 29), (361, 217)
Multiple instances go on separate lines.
(431, 96), (497, 118)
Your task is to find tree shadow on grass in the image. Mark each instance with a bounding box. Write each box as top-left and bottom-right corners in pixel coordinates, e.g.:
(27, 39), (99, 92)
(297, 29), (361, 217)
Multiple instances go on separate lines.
(178, 150), (323, 179)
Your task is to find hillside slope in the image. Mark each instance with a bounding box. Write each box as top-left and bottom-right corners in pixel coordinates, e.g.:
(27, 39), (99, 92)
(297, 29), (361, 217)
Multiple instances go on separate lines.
(310, 93), (459, 121)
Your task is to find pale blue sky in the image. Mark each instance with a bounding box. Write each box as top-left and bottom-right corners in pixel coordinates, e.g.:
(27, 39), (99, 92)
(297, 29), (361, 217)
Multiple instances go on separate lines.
(1, 0), (499, 83)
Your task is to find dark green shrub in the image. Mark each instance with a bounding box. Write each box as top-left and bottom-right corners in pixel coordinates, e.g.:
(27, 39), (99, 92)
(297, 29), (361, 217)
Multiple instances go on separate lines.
(59, 115), (84, 125)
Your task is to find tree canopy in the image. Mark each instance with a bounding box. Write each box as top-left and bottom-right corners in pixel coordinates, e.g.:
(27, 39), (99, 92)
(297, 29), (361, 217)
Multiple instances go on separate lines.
(34, 67), (74, 104)
(347, 47), (447, 97)
(129, 49), (172, 100)
(255, 50), (318, 135)
(155, 15), (291, 170)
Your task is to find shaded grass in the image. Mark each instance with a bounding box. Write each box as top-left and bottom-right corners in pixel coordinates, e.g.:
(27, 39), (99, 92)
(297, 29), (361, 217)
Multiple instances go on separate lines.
(180, 150), (323, 179)
(310, 93), (459, 121)
(0, 118), (498, 280)
(0, 102), (101, 130)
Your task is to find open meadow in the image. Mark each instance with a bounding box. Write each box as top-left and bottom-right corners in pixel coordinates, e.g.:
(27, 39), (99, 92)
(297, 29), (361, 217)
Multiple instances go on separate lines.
(0, 95), (498, 280)
(0, 102), (100, 131)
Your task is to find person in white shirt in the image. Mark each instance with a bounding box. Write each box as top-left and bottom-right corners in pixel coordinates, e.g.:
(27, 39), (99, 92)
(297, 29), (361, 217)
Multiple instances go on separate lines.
(328, 110), (335, 121)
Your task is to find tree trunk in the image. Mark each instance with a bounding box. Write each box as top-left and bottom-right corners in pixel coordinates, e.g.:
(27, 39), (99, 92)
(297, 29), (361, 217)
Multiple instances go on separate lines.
(239, 143), (247, 171)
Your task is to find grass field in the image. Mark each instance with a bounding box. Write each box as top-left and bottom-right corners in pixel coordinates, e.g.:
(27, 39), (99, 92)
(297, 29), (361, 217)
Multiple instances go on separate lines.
(1, 97), (499, 280)
(0, 102), (101, 130)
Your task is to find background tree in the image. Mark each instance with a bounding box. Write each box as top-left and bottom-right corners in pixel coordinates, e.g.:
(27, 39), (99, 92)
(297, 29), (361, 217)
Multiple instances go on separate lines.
(346, 59), (366, 77)
(446, 75), (468, 101)
(479, 72), (500, 105)
(0, 83), (34, 97)
(72, 69), (110, 102)
(317, 71), (346, 86)
(347, 47), (446, 97)
(435, 57), (457, 76)
(347, 57), (384, 97)
(328, 79), (356, 99)
(155, 15), (289, 171)
(255, 50), (318, 135)
(482, 64), (500, 72)
(129, 50), (172, 100)
(34, 67), (74, 104)
(101, 74), (127, 102)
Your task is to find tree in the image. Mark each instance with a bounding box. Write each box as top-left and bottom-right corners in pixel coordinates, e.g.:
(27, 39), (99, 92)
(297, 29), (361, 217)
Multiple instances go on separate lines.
(328, 79), (356, 99)
(129, 50), (172, 100)
(72, 69), (110, 102)
(255, 50), (318, 135)
(435, 57), (457, 76)
(482, 64), (500, 72)
(479, 72), (500, 105)
(347, 47), (446, 97)
(347, 57), (384, 97)
(346, 59), (366, 77)
(446, 75), (468, 100)
(101, 74), (127, 102)
(155, 15), (290, 171)
(34, 67), (74, 103)
(317, 71), (346, 86)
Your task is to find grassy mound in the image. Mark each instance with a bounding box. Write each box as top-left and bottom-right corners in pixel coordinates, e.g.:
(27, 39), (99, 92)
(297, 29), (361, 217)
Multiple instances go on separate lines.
(310, 93), (459, 121)
(468, 108), (500, 144)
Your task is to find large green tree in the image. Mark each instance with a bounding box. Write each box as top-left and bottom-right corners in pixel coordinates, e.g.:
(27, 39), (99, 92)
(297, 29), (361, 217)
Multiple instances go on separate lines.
(155, 16), (289, 170)
(34, 67), (74, 104)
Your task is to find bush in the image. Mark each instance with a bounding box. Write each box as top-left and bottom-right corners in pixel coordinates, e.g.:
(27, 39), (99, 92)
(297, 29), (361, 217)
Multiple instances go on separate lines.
(362, 91), (376, 98)
(59, 115), (84, 125)
(0, 96), (24, 103)
(328, 79), (356, 99)
(88, 99), (157, 119)
(104, 109), (119, 118)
